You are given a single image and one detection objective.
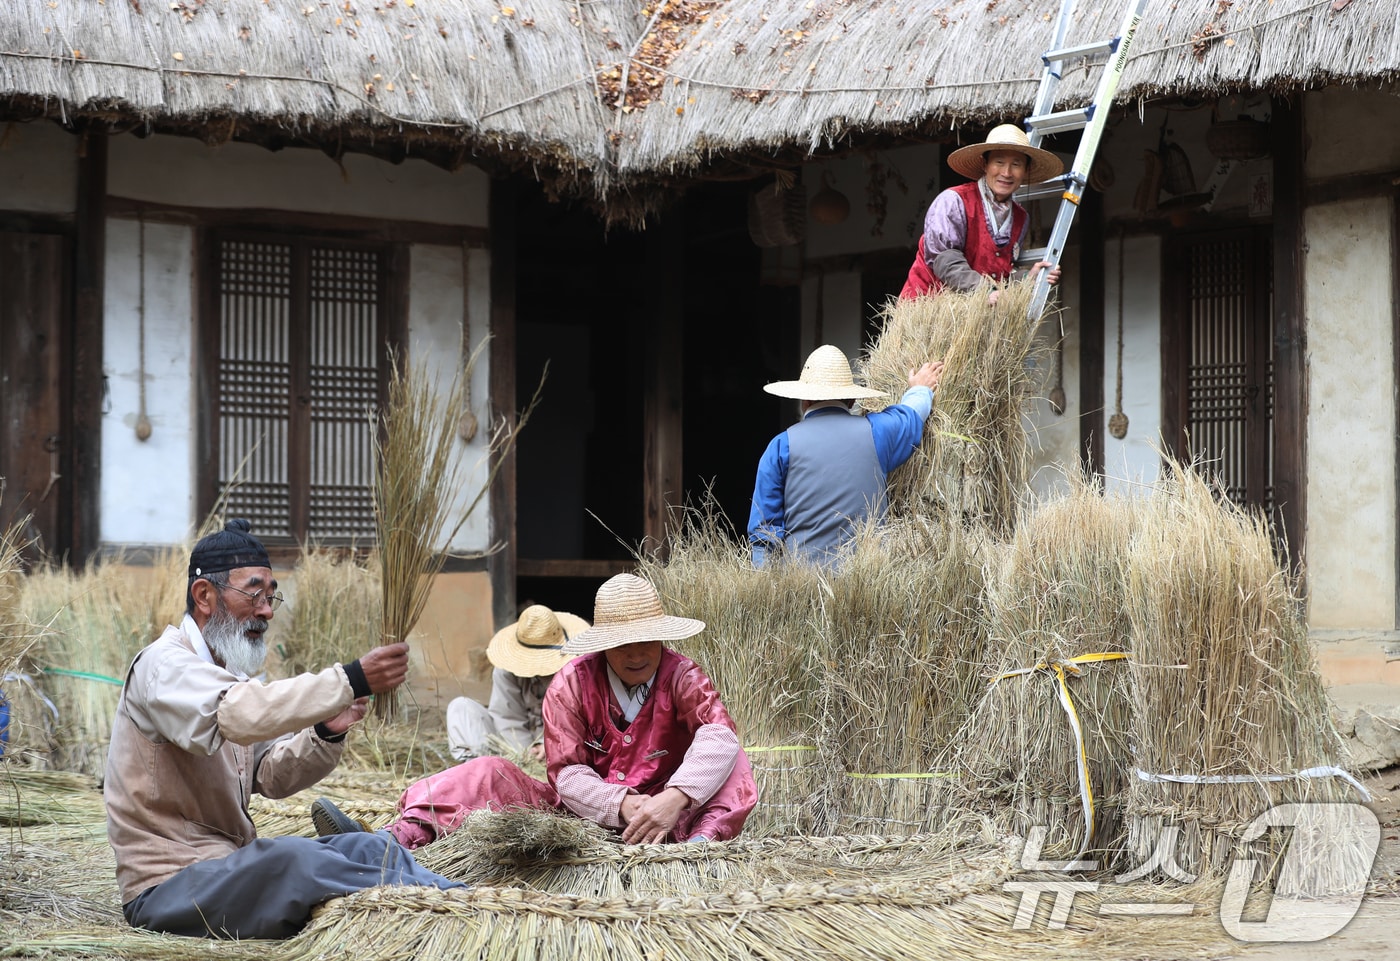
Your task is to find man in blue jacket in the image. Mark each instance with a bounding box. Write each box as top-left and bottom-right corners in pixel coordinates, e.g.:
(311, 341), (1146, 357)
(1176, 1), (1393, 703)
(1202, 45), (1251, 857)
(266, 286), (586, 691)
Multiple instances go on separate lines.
(748, 345), (944, 567)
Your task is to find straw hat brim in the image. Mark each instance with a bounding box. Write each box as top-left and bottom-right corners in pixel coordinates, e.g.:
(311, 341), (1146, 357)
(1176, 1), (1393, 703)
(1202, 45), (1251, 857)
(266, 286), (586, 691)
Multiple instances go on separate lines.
(947, 141), (1064, 184)
(763, 380), (885, 401)
(488, 611), (590, 677)
(564, 613), (706, 655)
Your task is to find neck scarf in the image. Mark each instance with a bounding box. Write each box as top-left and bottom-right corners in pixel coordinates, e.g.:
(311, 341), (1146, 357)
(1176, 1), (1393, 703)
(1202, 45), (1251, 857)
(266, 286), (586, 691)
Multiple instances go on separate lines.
(978, 177), (1015, 245)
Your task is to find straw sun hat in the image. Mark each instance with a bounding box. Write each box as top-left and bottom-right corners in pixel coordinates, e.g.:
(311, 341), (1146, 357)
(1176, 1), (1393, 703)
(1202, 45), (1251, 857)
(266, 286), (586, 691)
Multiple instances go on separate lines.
(947, 123), (1064, 184)
(564, 574), (705, 655)
(487, 604), (590, 677)
(762, 345), (884, 401)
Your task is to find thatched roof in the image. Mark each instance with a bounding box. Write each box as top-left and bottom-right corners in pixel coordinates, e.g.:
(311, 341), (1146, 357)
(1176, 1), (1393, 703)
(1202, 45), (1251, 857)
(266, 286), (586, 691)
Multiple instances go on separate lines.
(1, 0), (1394, 206)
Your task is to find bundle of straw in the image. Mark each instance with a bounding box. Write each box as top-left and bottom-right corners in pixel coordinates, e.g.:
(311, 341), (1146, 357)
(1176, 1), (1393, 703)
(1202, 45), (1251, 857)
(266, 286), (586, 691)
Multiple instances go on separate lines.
(275, 546), (381, 678)
(372, 358), (476, 719)
(949, 477), (1138, 861)
(415, 807), (611, 884)
(819, 516), (993, 835)
(861, 281), (1051, 533)
(1123, 463), (1365, 893)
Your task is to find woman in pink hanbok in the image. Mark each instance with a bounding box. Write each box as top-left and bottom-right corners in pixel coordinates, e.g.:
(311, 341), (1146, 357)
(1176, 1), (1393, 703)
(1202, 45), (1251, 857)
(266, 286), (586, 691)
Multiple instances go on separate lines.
(312, 574), (757, 847)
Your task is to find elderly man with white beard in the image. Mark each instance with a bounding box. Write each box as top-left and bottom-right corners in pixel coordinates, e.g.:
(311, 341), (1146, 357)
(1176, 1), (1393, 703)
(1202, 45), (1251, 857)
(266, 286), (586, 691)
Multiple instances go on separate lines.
(103, 519), (462, 939)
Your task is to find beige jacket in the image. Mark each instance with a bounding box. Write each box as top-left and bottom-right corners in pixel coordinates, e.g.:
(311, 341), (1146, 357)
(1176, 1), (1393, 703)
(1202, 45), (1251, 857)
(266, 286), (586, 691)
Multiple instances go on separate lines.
(104, 620), (354, 903)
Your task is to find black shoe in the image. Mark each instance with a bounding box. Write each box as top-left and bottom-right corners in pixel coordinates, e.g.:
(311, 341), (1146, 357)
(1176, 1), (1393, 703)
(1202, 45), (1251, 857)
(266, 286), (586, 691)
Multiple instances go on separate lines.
(311, 798), (367, 837)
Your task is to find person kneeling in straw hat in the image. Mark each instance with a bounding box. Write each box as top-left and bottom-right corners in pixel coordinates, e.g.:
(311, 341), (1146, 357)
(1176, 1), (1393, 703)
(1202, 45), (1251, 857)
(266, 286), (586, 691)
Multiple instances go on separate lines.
(445, 604), (588, 763)
(748, 345), (944, 568)
(313, 574), (757, 846)
(899, 123), (1064, 303)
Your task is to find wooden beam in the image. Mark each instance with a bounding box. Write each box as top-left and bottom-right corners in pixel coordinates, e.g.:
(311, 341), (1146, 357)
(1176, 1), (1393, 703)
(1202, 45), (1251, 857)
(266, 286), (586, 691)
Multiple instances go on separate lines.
(1271, 96), (1307, 573)
(488, 180), (519, 631)
(105, 195), (489, 248)
(1078, 186), (1106, 480)
(517, 558), (635, 579)
(70, 131), (107, 567)
(1304, 169), (1400, 207)
(642, 214), (684, 561)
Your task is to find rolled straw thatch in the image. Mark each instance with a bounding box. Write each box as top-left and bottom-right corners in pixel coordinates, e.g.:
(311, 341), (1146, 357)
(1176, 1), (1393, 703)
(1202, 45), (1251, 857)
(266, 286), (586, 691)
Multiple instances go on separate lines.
(861, 282), (1051, 534)
(416, 807), (1015, 896)
(949, 477), (1139, 862)
(1123, 463), (1367, 894)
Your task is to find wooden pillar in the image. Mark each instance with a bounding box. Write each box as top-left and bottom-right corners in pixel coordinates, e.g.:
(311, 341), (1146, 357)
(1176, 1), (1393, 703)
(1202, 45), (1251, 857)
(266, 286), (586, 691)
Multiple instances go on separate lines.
(1078, 184), (1106, 480)
(1270, 96), (1306, 572)
(488, 180), (518, 630)
(71, 130), (107, 567)
(642, 214), (684, 560)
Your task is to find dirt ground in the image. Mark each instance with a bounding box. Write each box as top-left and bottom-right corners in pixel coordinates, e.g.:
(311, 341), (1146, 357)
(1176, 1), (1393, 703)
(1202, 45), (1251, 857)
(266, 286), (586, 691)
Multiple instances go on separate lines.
(1229, 764), (1400, 961)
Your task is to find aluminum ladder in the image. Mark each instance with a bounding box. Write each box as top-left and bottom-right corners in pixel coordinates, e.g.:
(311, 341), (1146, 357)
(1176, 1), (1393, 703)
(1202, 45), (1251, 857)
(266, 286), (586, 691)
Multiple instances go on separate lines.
(1020, 0), (1148, 320)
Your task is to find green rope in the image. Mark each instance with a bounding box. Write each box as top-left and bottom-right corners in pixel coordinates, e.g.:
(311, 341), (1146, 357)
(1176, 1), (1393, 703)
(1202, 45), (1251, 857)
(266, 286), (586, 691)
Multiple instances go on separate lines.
(40, 667), (124, 687)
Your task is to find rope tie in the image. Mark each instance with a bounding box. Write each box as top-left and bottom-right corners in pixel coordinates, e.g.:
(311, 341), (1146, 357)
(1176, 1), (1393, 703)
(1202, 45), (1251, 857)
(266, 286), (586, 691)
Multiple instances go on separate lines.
(992, 651), (1130, 856)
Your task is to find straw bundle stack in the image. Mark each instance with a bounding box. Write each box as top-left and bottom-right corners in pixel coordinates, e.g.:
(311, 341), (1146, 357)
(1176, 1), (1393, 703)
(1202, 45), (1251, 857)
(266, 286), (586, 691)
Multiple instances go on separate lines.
(644, 509), (995, 837)
(274, 546), (381, 679)
(1122, 463), (1365, 893)
(821, 517), (993, 835)
(18, 548), (186, 776)
(950, 479), (1139, 861)
(861, 282), (1051, 533)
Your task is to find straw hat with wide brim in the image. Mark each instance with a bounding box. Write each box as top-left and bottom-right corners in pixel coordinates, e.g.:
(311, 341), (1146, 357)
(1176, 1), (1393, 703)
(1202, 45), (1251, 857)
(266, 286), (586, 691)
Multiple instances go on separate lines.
(563, 574), (706, 655)
(487, 605), (590, 677)
(762, 345), (884, 401)
(947, 124), (1064, 184)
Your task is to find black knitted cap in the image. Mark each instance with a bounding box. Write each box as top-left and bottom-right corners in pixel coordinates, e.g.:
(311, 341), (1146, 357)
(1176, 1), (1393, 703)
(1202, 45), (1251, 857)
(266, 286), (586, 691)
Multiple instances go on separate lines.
(188, 518), (271, 578)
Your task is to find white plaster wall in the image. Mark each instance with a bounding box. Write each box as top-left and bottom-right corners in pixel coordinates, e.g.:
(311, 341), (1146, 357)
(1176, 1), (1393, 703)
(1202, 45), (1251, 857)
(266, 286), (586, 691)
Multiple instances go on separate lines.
(0, 121), (78, 212)
(800, 269), (864, 360)
(108, 134), (487, 225)
(407, 244), (492, 553)
(100, 220), (198, 545)
(1305, 200), (1395, 629)
(803, 145), (943, 259)
(1101, 234), (1163, 497)
(1027, 244), (1082, 497)
(1305, 87), (1400, 181)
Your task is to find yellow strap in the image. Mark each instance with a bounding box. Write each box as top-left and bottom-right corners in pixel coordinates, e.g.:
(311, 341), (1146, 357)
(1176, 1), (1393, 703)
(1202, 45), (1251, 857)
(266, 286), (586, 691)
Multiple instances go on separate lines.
(990, 651), (1129, 857)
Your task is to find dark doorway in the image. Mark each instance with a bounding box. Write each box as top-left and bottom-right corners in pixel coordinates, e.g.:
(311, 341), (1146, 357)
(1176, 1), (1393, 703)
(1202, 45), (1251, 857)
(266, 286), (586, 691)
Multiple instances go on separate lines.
(1163, 225), (1274, 512)
(0, 231), (72, 566)
(510, 181), (800, 610)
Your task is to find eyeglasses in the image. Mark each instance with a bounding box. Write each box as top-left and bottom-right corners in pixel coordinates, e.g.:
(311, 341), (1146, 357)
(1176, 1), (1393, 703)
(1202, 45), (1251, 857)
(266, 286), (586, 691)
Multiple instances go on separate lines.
(220, 582), (286, 612)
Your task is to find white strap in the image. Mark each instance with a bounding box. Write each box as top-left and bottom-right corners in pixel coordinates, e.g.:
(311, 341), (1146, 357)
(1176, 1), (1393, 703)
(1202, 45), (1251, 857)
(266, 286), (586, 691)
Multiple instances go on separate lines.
(1134, 765), (1371, 803)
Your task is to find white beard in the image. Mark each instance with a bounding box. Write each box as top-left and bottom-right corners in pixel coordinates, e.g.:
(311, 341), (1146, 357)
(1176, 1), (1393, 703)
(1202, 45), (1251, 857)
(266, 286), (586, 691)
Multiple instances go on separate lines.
(204, 605), (268, 677)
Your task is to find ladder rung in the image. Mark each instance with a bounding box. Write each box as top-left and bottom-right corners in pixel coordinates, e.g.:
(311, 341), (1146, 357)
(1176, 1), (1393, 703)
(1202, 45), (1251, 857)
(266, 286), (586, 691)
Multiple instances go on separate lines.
(1018, 172), (1088, 203)
(1025, 106), (1094, 136)
(1043, 38), (1118, 66)
(1019, 248), (1048, 266)
(1018, 177), (1070, 203)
